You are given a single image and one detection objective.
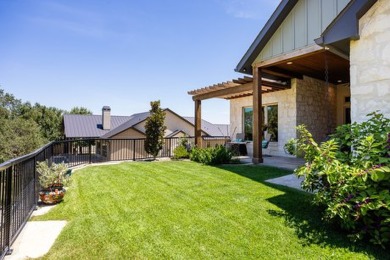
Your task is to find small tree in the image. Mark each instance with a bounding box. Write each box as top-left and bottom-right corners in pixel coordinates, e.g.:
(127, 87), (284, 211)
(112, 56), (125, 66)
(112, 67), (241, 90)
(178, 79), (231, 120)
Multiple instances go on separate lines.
(144, 100), (166, 159)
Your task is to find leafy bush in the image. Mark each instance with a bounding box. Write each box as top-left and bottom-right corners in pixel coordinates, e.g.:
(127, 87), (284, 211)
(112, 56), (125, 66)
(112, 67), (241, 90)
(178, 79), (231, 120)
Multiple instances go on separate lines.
(37, 160), (70, 189)
(284, 138), (297, 155)
(172, 145), (189, 159)
(190, 145), (232, 165)
(294, 112), (390, 247)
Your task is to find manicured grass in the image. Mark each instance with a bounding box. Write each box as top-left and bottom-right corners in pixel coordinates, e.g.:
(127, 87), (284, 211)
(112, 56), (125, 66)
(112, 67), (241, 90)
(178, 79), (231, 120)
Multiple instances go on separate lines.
(34, 161), (386, 259)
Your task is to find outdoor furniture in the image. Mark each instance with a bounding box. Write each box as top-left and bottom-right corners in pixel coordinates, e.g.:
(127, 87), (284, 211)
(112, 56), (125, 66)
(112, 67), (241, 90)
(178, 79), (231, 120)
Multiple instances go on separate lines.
(227, 133), (247, 155)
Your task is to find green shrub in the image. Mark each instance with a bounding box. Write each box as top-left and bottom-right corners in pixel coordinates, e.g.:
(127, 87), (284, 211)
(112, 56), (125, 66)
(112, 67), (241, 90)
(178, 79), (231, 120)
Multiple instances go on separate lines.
(294, 112), (390, 247)
(172, 145), (189, 159)
(190, 145), (232, 165)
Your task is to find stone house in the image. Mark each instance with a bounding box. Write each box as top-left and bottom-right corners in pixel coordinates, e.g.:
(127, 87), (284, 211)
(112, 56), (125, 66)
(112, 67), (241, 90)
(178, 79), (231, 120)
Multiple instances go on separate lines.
(188, 0), (390, 162)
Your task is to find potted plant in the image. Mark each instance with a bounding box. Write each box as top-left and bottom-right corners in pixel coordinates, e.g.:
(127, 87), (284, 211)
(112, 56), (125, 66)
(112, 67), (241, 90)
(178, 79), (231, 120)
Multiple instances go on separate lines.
(37, 160), (70, 204)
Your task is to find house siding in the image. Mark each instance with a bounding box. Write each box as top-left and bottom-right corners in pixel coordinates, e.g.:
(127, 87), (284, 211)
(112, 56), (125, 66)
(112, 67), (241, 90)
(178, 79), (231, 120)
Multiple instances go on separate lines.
(134, 110), (203, 137)
(110, 128), (145, 139)
(255, 0), (349, 63)
(350, 0), (390, 122)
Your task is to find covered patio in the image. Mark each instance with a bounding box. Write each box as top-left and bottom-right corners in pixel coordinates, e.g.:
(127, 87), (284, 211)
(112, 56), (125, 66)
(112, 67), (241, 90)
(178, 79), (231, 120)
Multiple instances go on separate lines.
(188, 75), (291, 163)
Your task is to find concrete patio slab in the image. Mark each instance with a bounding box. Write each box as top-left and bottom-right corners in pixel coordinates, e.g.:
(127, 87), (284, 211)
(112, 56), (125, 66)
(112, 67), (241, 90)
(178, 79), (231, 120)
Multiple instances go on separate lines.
(5, 205), (66, 260)
(265, 174), (305, 191)
(238, 155), (305, 171)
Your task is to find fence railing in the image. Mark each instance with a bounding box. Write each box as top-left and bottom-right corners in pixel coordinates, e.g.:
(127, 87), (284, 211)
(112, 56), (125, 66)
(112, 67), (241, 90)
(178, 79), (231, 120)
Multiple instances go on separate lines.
(0, 136), (229, 258)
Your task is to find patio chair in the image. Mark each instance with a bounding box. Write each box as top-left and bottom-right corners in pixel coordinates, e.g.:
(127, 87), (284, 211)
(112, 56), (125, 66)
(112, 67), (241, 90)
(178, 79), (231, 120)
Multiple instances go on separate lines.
(262, 133), (271, 149)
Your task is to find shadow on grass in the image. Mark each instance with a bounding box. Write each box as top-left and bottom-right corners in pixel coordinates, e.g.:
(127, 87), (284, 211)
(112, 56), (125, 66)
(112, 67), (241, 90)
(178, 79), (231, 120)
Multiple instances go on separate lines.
(218, 164), (388, 259)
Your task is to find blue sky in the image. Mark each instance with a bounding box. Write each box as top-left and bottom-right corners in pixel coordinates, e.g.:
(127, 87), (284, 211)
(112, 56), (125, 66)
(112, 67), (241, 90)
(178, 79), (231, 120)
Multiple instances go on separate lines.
(0, 0), (279, 123)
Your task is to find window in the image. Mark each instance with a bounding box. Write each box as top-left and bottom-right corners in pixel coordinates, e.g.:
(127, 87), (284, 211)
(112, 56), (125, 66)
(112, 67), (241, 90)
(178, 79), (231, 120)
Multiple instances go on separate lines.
(243, 107), (253, 141)
(267, 105), (278, 141)
(242, 104), (278, 141)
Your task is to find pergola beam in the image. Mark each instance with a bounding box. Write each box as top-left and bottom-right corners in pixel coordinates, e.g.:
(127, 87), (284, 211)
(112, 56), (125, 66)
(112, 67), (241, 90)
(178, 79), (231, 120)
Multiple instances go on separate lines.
(192, 82), (253, 101)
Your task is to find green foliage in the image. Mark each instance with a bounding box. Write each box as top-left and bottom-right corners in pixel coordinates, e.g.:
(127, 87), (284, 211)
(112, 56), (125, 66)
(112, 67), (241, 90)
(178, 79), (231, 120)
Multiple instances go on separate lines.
(284, 138), (297, 155)
(172, 145), (189, 159)
(172, 136), (191, 159)
(144, 100), (167, 159)
(190, 145), (232, 165)
(0, 117), (44, 163)
(36, 160), (70, 189)
(68, 106), (93, 115)
(294, 112), (390, 247)
(20, 102), (64, 141)
(0, 89), (67, 162)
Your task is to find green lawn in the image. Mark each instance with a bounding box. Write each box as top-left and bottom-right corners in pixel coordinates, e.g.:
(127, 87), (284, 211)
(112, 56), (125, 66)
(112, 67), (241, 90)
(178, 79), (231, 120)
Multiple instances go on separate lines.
(34, 161), (387, 259)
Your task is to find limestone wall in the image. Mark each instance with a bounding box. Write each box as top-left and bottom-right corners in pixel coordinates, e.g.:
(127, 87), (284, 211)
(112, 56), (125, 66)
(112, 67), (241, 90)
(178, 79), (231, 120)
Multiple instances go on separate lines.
(350, 0), (390, 123)
(296, 76), (337, 142)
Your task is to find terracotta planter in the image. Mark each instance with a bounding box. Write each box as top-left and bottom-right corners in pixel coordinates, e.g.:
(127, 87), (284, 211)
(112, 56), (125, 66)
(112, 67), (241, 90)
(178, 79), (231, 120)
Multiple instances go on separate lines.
(39, 185), (65, 204)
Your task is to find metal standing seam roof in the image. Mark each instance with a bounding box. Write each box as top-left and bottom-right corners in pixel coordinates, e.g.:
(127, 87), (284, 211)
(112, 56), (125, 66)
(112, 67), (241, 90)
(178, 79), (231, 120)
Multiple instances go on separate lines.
(183, 117), (229, 137)
(64, 110), (229, 139)
(63, 114), (132, 138)
(100, 112), (150, 138)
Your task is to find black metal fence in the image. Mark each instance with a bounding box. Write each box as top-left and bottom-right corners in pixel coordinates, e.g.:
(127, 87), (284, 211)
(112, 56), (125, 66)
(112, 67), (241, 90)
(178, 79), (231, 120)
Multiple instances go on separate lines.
(0, 136), (229, 258)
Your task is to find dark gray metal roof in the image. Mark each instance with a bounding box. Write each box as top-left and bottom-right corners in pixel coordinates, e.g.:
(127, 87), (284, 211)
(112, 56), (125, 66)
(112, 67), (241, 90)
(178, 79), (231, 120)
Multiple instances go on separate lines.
(63, 114), (132, 138)
(101, 112), (150, 138)
(183, 117), (229, 137)
(235, 0), (298, 75)
(64, 110), (229, 139)
(315, 0), (377, 54)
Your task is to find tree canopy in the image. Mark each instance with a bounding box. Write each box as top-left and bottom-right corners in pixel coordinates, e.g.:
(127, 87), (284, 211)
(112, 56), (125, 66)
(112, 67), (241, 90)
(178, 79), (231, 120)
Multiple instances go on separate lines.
(0, 89), (93, 163)
(68, 106), (93, 115)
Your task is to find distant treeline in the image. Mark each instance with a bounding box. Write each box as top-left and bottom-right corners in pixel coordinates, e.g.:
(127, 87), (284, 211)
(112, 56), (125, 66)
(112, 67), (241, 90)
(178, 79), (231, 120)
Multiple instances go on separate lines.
(0, 89), (91, 163)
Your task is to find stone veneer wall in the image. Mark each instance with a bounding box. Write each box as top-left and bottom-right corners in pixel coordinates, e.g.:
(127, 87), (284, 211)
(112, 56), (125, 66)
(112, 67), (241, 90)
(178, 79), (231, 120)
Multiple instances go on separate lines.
(296, 76), (337, 142)
(350, 0), (390, 123)
(229, 81), (297, 156)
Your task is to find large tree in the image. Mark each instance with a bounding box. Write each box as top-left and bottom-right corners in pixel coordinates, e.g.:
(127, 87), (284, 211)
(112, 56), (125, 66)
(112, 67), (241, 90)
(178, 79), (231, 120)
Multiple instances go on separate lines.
(20, 102), (64, 141)
(0, 89), (65, 162)
(0, 116), (44, 163)
(144, 100), (166, 159)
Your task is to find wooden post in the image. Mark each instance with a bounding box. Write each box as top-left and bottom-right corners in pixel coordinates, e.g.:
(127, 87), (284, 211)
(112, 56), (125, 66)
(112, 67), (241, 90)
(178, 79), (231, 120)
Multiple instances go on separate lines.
(252, 67), (263, 164)
(194, 99), (202, 147)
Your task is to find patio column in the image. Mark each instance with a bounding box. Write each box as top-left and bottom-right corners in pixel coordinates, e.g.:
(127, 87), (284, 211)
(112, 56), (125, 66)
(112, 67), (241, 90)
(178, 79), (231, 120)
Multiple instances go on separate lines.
(194, 99), (202, 147)
(252, 67), (263, 164)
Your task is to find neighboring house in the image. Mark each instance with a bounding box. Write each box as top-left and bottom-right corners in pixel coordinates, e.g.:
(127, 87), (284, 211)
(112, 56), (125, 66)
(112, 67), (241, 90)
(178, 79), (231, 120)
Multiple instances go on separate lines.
(63, 106), (229, 160)
(189, 0), (390, 162)
(64, 106), (228, 139)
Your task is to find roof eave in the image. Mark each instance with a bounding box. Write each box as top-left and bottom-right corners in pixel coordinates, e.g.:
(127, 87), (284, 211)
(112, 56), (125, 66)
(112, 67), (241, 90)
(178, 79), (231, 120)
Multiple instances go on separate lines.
(235, 0), (299, 75)
(315, 0), (377, 52)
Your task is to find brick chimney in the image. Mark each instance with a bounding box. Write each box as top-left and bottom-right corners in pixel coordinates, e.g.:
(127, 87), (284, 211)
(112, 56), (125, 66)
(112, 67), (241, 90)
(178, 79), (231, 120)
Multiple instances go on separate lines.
(102, 106), (111, 130)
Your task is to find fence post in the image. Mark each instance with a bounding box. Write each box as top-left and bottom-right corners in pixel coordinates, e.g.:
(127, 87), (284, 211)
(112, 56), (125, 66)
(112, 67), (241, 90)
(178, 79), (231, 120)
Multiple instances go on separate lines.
(89, 140), (92, 164)
(168, 138), (172, 158)
(132, 140), (136, 161)
(33, 155), (38, 207)
(4, 166), (13, 256)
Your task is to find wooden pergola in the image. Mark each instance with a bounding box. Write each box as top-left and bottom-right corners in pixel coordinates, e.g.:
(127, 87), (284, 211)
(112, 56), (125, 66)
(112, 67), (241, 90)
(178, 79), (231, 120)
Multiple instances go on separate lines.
(188, 75), (291, 163)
